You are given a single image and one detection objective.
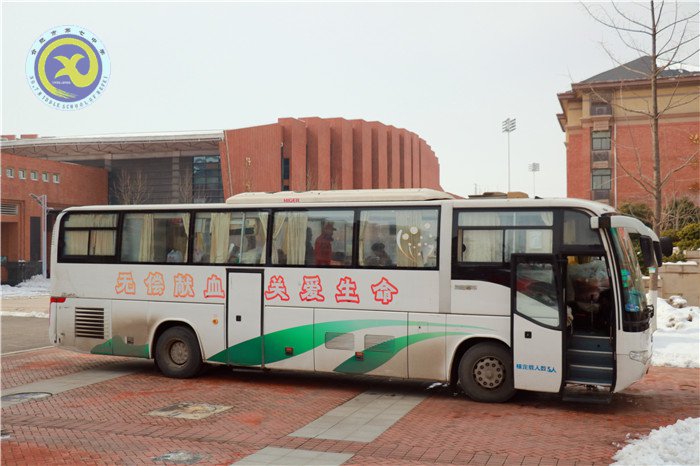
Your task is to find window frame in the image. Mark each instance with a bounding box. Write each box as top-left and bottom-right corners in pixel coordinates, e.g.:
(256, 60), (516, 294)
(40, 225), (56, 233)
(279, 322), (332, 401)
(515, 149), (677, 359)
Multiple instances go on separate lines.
(453, 209), (555, 266)
(56, 204), (442, 272)
(591, 168), (612, 190)
(357, 206), (441, 270)
(58, 212), (120, 263)
(6, 168), (14, 178)
(119, 211), (192, 264)
(591, 130), (612, 151)
(191, 209), (270, 266)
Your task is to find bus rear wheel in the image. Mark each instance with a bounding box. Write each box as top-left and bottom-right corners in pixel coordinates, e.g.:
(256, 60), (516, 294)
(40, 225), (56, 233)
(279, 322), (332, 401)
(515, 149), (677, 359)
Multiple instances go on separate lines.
(155, 326), (203, 378)
(458, 343), (515, 403)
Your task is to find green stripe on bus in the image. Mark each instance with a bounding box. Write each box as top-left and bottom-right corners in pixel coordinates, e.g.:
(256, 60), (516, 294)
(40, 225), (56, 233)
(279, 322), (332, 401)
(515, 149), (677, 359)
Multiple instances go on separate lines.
(333, 331), (465, 374)
(207, 320), (492, 366)
(91, 336), (149, 358)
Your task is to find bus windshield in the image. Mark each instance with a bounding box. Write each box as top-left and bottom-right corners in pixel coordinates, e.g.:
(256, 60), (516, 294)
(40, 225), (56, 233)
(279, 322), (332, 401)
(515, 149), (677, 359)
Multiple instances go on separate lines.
(610, 227), (648, 330)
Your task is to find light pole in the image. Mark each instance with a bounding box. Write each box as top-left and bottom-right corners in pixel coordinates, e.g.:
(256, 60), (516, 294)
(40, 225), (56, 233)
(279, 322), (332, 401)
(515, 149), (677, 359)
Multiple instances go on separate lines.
(30, 194), (48, 278)
(528, 163), (540, 197)
(502, 118), (516, 192)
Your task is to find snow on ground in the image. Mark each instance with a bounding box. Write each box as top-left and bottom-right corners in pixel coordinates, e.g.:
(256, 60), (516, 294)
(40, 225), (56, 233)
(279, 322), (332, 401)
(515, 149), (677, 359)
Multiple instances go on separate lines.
(0, 275), (50, 298)
(612, 417), (700, 466)
(652, 296), (700, 368)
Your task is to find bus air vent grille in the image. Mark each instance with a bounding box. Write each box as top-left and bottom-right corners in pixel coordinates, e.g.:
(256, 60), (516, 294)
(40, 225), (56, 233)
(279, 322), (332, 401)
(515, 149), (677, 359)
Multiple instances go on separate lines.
(75, 308), (105, 339)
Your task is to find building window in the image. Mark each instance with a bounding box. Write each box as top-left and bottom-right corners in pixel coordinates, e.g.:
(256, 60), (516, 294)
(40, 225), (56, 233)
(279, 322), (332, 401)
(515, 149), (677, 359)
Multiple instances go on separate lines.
(592, 169), (611, 190)
(192, 156), (223, 203)
(281, 158), (290, 180)
(30, 171), (38, 181)
(590, 101), (612, 116)
(592, 131), (611, 151)
(53, 174), (60, 184)
(42, 172), (49, 182)
(5, 168), (14, 178)
(19, 169), (26, 180)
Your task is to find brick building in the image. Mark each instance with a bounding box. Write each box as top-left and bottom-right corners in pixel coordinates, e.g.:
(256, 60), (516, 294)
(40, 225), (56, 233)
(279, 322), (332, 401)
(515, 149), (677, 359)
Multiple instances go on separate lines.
(556, 57), (700, 207)
(1, 117), (441, 281)
(2, 117), (440, 205)
(1, 151), (108, 282)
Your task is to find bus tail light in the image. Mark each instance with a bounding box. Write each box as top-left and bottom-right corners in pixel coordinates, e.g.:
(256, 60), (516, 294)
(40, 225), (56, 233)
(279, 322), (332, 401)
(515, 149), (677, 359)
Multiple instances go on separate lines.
(50, 297), (67, 303)
(355, 352), (364, 361)
(285, 347), (294, 356)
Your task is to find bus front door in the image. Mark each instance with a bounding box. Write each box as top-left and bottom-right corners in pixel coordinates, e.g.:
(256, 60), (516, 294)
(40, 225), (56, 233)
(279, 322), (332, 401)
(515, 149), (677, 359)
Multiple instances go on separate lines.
(510, 254), (564, 393)
(226, 269), (264, 367)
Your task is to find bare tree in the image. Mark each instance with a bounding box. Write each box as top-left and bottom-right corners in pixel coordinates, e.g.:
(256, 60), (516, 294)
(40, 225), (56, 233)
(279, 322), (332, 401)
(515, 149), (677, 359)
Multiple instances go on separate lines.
(582, 0), (699, 233)
(113, 169), (151, 205)
(179, 168), (209, 203)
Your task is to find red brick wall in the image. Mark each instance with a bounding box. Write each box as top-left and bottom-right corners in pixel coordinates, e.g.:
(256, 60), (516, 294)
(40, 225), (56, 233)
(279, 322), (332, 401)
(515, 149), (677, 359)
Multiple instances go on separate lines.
(400, 130), (413, 187)
(329, 118), (354, 190)
(351, 120), (372, 189)
(0, 152), (108, 262)
(615, 121), (699, 205)
(566, 131), (589, 200)
(387, 127), (401, 188)
(221, 117), (441, 196)
(371, 123), (388, 189)
(412, 135), (421, 187)
(303, 117), (331, 190)
(223, 123), (283, 195)
(567, 121), (700, 206)
(280, 118), (307, 192)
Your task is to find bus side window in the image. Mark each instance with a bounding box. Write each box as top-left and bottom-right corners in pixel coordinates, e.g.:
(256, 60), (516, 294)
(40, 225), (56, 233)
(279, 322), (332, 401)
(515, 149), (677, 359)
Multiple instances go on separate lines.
(193, 211), (268, 264)
(272, 210), (353, 267)
(358, 208), (438, 268)
(121, 213), (190, 263)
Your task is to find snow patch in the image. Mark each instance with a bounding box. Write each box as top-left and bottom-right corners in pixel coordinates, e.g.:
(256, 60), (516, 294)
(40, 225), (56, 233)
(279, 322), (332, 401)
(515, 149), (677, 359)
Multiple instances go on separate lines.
(612, 417), (699, 465)
(1, 275), (51, 297)
(0, 311), (49, 318)
(652, 297), (699, 368)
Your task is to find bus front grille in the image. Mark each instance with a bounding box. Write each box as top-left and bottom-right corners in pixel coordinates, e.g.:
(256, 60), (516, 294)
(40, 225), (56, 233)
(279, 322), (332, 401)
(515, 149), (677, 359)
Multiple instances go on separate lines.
(75, 308), (105, 339)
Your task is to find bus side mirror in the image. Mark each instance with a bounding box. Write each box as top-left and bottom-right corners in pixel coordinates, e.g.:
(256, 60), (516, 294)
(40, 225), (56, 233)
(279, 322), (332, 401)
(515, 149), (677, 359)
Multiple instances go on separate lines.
(640, 236), (655, 268)
(660, 237), (673, 257)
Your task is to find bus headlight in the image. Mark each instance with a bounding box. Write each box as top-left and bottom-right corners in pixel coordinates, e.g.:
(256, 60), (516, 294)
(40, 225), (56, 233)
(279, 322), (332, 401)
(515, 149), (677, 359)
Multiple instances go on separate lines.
(629, 350), (650, 363)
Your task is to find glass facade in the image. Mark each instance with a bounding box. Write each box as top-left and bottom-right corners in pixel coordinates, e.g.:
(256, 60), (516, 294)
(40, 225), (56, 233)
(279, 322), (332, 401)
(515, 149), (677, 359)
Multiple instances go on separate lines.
(192, 156), (223, 203)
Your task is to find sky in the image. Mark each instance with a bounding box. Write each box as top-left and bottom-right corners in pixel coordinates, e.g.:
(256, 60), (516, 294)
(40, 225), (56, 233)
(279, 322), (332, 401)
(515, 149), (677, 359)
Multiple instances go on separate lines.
(2, 1), (699, 199)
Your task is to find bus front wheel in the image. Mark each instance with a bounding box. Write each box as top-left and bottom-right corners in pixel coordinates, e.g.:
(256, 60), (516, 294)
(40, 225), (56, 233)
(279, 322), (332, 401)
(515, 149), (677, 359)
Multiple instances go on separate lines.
(458, 343), (515, 403)
(155, 326), (203, 378)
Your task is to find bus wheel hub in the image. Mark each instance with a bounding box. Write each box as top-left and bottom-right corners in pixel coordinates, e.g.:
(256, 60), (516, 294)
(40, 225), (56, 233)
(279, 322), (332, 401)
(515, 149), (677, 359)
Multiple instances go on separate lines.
(170, 341), (189, 365)
(473, 357), (504, 389)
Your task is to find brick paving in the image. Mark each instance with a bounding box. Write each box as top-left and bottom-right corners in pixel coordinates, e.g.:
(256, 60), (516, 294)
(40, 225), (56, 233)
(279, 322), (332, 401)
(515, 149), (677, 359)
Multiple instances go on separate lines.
(1, 347), (699, 465)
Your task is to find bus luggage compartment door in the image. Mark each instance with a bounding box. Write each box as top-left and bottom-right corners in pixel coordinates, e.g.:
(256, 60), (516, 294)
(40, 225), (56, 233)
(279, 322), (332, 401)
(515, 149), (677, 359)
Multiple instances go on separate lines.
(226, 269), (264, 367)
(511, 254), (564, 393)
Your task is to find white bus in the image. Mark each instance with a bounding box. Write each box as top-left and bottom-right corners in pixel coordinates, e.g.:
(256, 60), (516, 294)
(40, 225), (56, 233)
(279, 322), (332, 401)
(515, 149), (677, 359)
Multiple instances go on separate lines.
(49, 189), (667, 402)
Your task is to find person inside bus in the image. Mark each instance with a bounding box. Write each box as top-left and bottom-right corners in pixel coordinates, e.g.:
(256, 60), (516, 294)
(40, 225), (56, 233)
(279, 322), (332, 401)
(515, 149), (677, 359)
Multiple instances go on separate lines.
(364, 242), (392, 267)
(305, 227), (315, 265)
(166, 248), (184, 263)
(314, 221), (335, 266)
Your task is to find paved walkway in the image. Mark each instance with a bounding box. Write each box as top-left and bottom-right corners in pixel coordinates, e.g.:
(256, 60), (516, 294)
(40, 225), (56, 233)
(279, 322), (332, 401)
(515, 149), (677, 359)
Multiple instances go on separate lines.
(1, 347), (699, 465)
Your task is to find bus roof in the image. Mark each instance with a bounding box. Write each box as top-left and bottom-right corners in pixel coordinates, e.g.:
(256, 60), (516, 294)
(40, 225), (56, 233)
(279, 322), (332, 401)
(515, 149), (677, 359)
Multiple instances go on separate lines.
(62, 192), (616, 216)
(226, 189), (454, 204)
